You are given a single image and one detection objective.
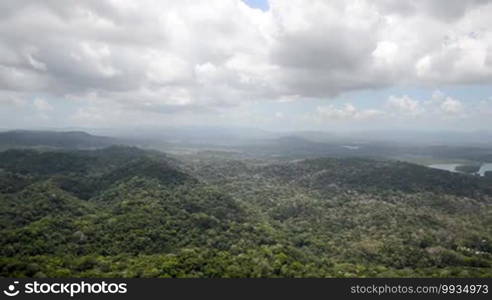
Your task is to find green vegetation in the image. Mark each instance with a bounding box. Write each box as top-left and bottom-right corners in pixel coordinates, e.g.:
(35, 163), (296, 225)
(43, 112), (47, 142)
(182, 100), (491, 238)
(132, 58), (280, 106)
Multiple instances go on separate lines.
(456, 164), (481, 175)
(1, 146), (491, 277)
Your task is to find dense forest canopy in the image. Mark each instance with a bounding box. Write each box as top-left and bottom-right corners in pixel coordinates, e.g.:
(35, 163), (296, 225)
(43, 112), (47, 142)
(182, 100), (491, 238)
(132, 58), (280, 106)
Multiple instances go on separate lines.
(1, 143), (491, 277)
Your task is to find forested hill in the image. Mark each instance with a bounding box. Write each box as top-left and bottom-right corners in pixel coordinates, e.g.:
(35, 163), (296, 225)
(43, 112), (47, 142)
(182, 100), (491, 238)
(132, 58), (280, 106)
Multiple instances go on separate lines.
(1, 146), (491, 277)
(0, 146), (194, 197)
(0, 130), (118, 149)
(260, 158), (492, 199)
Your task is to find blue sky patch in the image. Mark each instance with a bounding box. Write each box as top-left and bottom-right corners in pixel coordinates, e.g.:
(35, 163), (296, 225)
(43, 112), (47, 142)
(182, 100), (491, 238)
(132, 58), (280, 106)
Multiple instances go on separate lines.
(242, 0), (269, 11)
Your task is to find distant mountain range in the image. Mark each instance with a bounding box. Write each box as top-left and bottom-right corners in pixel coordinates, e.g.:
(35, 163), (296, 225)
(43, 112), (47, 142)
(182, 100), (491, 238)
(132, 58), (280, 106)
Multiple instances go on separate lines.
(2, 129), (492, 164)
(0, 130), (118, 149)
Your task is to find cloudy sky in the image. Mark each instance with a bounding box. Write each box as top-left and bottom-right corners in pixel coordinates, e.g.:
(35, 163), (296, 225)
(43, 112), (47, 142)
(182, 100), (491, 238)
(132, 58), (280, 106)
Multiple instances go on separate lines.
(1, 0), (492, 132)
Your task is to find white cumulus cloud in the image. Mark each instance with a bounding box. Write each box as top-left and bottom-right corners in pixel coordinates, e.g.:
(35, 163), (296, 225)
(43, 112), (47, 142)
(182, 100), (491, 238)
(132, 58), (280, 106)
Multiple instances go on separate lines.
(0, 0), (491, 129)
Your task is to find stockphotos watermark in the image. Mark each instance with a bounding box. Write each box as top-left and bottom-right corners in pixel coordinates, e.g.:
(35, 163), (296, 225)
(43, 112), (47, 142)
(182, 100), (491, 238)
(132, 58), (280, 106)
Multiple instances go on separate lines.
(2, 280), (127, 297)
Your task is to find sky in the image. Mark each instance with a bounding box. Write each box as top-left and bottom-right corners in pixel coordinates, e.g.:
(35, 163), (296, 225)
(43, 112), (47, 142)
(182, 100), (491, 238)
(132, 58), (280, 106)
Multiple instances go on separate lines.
(1, 0), (492, 132)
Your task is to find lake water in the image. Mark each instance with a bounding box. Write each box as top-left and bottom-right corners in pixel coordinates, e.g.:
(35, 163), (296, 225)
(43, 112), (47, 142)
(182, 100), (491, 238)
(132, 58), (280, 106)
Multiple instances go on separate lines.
(428, 164), (460, 173)
(428, 163), (492, 176)
(478, 163), (492, 176)
(342, 145), (360, 150)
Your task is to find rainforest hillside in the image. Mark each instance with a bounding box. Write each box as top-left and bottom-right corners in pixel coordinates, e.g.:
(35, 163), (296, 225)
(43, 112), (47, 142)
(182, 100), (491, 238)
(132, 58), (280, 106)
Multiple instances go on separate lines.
(1, 146), (492, 277)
